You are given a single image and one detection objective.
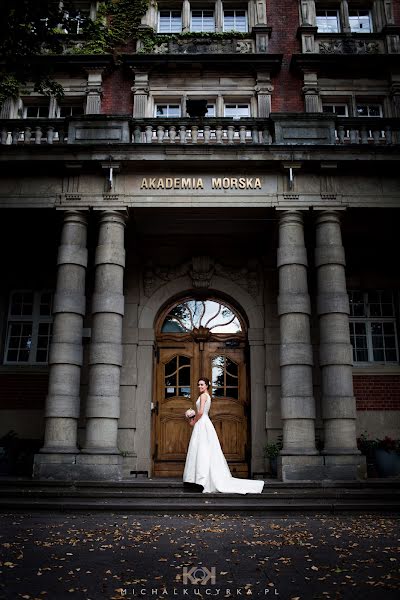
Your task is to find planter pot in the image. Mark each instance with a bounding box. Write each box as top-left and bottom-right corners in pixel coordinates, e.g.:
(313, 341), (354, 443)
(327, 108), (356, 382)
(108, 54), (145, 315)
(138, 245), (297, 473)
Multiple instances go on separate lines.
(374, 449), (400, 477)
(270, 456), (278, 478)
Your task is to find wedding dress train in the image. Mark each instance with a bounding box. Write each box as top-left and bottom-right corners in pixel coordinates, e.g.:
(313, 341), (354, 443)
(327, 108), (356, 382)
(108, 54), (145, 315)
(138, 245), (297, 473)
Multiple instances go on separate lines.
(183, 393), (265, 494)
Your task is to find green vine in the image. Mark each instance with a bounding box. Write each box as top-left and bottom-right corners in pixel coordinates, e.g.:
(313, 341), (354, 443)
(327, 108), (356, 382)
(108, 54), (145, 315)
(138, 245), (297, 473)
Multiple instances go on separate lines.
(137, 29), (251, 54)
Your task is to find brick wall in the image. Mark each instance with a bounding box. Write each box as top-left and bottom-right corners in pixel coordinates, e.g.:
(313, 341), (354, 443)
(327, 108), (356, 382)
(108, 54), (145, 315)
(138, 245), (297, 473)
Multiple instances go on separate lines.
(102, 68), (133, 115)
(0, 374), (48, 410)
(354, 375), (400, 410)
(267, 0), (303, 112)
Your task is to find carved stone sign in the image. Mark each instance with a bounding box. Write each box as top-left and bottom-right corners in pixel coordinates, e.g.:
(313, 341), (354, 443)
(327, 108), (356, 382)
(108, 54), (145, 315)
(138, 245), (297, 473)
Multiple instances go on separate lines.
(139, 176), (262, 191)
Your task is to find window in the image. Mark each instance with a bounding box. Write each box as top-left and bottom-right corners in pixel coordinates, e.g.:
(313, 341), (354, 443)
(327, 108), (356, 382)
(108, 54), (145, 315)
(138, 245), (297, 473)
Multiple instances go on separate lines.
(349, 9), (372, 32)
(158, 10), (182, 33)
(349, 291), (398, 363)
(224, 103), (250, 118)
(322, 103), (348, 116)
(356, 103), (382, 117)
(316, 9), (340, 33)
(25, 105), (49, 118)
(223, 9), (248, 32)
(4, 291), (53, 364)
(191, 10), (215, 32)
(57, 104), (85, 118)
(155, 104), (181, 117)
(205, 104), (216, 117)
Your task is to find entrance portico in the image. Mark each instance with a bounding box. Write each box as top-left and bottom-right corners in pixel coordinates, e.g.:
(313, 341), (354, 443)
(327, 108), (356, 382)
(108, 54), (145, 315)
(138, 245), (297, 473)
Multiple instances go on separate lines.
(28, 201), (366, 482)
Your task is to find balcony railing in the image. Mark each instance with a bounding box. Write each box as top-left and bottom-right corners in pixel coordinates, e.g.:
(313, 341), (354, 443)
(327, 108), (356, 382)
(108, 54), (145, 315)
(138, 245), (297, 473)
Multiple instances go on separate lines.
(1, 116), (400, 146)
(130, 118), (272, 144)
(0, 119), (67, 145)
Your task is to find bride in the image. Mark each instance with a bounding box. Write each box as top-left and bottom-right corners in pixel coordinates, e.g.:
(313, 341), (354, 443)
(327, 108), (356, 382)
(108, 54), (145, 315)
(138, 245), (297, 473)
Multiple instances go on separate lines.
(183, 377), (265, 494)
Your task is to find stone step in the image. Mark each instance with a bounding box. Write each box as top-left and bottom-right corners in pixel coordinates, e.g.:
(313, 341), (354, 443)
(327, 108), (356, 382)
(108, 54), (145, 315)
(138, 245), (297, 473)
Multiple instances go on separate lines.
(0, 477), (399, 513)
(0, 495), (398, 513)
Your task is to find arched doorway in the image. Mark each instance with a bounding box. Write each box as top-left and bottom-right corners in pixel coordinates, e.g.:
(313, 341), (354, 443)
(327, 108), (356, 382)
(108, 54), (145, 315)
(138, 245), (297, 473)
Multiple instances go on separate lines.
(152, 296), (250, 477)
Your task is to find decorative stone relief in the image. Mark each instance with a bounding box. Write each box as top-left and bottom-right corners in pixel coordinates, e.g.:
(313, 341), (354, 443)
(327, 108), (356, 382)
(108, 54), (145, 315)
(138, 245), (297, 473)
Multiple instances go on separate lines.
(143, 256), (260, 297)
(319, 39), (382, 54)
(152, 38), (254, 55)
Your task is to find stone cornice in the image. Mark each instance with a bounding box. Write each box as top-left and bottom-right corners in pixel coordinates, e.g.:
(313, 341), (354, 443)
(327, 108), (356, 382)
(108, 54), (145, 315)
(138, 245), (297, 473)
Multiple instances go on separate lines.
(291, 52), (400, 76)
(122, 53), (283, 75)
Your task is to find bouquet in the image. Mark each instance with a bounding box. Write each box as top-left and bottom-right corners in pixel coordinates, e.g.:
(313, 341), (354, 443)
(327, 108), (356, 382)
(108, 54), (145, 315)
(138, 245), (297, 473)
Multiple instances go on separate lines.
(185, 409), (195, 420)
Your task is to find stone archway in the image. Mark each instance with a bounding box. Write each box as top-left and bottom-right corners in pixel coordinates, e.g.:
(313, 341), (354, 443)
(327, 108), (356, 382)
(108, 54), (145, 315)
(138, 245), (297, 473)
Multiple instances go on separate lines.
(134, 274), (266, 477)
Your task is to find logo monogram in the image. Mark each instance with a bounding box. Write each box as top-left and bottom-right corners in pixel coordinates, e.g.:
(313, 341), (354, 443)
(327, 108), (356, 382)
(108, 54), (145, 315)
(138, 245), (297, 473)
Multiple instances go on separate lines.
(183, 566), (217, 585)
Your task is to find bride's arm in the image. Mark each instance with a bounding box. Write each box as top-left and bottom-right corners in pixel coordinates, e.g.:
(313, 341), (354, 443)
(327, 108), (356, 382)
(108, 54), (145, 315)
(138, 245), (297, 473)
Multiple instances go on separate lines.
(190, 393), (208, 426)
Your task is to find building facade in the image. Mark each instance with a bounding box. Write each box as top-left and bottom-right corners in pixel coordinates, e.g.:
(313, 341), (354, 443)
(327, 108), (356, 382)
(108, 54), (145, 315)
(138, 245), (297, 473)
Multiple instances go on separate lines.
(1, 0), (400, 482)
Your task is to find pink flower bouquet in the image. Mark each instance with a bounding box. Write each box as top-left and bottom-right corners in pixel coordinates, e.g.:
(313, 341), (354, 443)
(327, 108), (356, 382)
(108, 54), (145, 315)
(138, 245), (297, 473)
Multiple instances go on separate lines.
(185, 409), (195, 420)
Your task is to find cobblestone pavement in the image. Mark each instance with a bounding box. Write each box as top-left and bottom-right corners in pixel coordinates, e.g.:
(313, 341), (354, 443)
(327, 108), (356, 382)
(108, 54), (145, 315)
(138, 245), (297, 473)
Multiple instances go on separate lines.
(0, 511), (399, 600)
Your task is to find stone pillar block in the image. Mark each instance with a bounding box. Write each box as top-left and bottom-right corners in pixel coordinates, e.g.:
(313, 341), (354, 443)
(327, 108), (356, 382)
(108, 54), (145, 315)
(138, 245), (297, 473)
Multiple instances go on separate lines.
(80, 211), (127, 479)
(33, 211), (88, 479)
(277, 211), (318, 462)
(315, 211), (361, 463)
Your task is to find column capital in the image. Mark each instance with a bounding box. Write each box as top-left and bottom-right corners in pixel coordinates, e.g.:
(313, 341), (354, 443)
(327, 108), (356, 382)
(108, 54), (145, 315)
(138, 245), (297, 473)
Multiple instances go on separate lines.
(315, 209), (342, 226)
(98, 209), (128, 226)
(62, 210), (88, 226)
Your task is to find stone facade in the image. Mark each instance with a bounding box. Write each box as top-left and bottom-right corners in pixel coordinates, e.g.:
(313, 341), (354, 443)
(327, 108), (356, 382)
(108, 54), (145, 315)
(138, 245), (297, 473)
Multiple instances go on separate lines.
(1, 0), (400, 482)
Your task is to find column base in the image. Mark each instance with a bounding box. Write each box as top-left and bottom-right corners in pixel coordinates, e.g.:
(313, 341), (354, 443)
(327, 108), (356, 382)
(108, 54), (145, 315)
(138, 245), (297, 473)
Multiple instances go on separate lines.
(278, 453), (366, 481)
(33, 452), (123, 481)
(75, 453), (123, 480)
(33, 451), (80, 480)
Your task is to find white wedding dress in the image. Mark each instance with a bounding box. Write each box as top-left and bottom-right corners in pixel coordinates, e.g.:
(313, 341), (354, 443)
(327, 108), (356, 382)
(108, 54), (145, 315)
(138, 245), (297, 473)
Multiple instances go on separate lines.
(183, 393), (265, 494)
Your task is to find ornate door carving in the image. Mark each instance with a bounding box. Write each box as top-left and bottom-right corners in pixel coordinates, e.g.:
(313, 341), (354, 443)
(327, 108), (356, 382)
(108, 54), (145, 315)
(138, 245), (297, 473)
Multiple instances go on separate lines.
(152, 298), (250, 477)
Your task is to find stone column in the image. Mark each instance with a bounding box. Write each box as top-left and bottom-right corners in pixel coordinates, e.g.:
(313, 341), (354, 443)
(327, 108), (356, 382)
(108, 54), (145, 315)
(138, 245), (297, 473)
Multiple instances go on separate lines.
(77, 210), (126, 480)
(33, 211), (88, 479)
(303, 72), (320, 113)
(85, 68), (104, 115)
(131, 70), (149, 118)
(277, 211), (322, 481)
(182, 0), (191, 31)
(315, 211), (364, 479)
(256, 72), (273, 117)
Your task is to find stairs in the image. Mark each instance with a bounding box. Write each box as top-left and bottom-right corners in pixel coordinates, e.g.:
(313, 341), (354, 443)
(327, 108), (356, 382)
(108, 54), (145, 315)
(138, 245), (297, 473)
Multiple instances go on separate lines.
(0, 477), (399, 513)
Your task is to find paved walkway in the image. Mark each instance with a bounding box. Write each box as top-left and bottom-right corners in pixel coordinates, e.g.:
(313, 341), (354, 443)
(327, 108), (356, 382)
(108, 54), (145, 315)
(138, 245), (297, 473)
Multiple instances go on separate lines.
(0, 511), (399, 600)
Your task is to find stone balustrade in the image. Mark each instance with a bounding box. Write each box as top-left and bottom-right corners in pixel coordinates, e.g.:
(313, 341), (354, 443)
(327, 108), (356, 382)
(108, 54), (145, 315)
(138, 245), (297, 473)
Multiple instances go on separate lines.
(1, 116), (400, 146)
(0, 119), (67, 145)
(335, 117), (400, 145)
(130, 118), (272, 145)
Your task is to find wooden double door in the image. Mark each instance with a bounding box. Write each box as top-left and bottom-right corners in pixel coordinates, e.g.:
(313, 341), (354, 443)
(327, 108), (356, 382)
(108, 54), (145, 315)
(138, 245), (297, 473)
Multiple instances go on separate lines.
(152, 339), (250, 477)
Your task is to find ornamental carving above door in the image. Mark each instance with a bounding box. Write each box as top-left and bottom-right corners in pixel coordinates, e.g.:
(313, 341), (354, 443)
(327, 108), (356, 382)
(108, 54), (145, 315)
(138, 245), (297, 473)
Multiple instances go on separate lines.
(152, 298), (250, 478)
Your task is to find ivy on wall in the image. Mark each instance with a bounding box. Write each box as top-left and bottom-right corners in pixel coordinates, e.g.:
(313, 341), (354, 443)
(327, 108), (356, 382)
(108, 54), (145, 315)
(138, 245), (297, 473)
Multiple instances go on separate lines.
(0, 0), (252, 107)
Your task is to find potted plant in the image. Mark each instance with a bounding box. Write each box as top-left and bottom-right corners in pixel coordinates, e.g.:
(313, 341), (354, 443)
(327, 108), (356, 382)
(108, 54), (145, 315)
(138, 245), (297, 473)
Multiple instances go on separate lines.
(374, 436), (400, 477)
(263, 435), (283, 478)
(357, 431), (379, 477)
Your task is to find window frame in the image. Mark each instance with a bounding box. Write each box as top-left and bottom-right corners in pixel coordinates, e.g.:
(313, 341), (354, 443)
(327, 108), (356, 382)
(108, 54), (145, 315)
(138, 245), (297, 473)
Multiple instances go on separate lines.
(223, 102), (251, 119)
(316, 8), (341, 33)
(158, 9), (183, 33)
(223, 9), (248, 32)
(4, 290), (54, 366)
(348, 8), (373, 33)
(349, 290), (399, 365)
(155, 103), (182, 118)
(190, 9), (215, 32)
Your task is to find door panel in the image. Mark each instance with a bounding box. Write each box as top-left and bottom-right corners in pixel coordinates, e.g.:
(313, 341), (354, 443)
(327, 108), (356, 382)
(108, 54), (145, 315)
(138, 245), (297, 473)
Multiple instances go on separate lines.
(153, 340), (249, 477)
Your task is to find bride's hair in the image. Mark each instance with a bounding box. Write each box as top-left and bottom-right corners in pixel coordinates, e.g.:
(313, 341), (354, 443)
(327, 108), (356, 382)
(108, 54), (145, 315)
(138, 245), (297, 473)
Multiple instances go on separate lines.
(198, 377), (210, 388)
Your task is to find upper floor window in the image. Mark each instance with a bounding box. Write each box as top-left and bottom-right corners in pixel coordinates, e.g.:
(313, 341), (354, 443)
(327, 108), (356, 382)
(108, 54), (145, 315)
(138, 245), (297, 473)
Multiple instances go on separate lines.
(322, 103), (348, 116)
(191, 10), (215, 32)
(158, 10), (182, 33)
(224, 103), (250, 118)
(349, 291), (398, 363)
(156, 103), (181, 117)
(57, 104), (85, 118)
(349, 9), (372, 32)
(356, 103), (382, 117)
(316, 9), (340, 33)
(25, 105), (49, 118)
(223, 9), (248, 32)
(4, 291), (53, 365)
